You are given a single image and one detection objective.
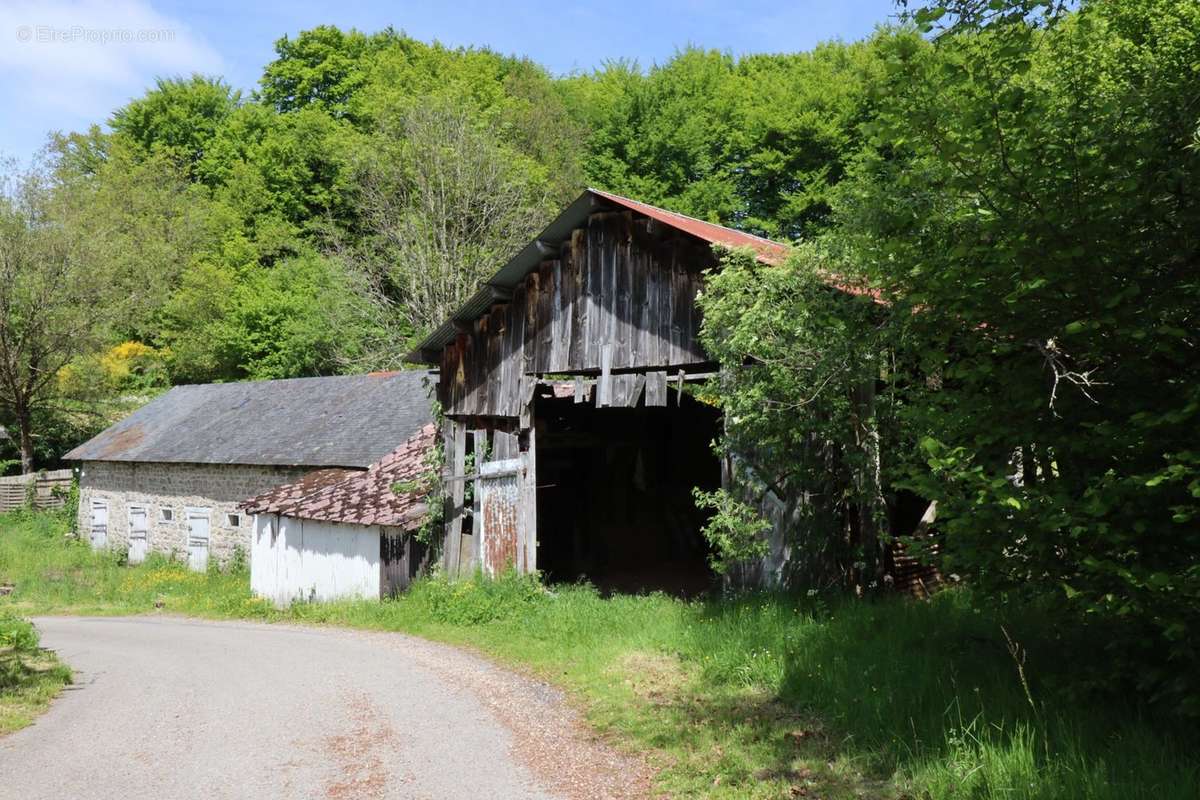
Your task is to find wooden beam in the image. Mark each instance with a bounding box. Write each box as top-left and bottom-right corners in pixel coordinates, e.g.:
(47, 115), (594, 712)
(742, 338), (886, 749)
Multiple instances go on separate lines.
(520, 411), (537, 575)
(470, 429), (486, 573)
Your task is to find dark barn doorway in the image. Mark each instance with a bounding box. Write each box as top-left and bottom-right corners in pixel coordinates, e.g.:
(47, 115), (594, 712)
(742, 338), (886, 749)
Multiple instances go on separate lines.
(535, 387), (721, 595)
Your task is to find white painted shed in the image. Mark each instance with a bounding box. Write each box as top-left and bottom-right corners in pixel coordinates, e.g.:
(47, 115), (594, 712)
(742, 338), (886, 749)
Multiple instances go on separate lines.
(250, 516), (397, 605)
(242, 425), (434, 607)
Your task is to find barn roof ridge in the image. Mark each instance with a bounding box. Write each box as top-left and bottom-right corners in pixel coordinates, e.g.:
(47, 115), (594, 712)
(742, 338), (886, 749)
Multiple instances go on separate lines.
(64, 370), (436, 469)
(411, 188), (793, 361)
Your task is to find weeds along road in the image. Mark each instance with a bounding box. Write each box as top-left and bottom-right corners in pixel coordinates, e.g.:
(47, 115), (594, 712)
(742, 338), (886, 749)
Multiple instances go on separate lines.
(0, 616), (647, 800)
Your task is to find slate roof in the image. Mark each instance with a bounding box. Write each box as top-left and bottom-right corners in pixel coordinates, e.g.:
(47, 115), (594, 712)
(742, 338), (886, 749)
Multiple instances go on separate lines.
(64, 371), (435, 469)
(241, 423), (436, 529)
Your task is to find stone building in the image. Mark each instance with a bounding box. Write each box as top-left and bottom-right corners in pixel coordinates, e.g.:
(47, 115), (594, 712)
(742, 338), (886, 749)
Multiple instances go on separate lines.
(64, 371), (433, 570)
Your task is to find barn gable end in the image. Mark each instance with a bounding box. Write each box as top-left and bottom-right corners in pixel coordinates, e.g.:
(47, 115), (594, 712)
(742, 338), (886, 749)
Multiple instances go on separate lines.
(414, 189), (791, 592)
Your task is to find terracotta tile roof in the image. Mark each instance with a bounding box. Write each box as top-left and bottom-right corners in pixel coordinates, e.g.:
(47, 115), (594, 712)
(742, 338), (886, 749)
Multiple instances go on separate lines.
(241, 424), (437, 530)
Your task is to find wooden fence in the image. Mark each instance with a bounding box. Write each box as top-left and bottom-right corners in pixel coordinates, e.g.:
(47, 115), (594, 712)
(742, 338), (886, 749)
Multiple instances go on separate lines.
(0, 469), (74, 512)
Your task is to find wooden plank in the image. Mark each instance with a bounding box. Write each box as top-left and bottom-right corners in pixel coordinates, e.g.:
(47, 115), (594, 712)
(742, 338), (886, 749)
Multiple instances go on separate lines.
(477, 316), (491, 418)
(520, 420), (537, 574)
(471, 429), (486, 572)
(493, 430), (519, 460)
(548, 260), (567, 372)
(558, 249), (575, 371)
(568, 229), (586, 369)
(444, 420), (467, 576)
(524, 271), (541, 381)
(683, 259), (706, 362)
(496, 305), (512, 418)
(511, 283), (527, 416)
(524, 273), (539, 378)
(585, 218), (602, 368)
(676, 369), (686, 406)
(614, 215), (632, 369)
(630, 234), (648, 367)
(646, 370), (668, 407)
(657, 252), (673, 367)
(669, 253), (686, 366)
(537, 261), (555, 374)
(626, 373), (646, 407)
(603, 218), (619, 359)
(573, 375), (585, 404)
(597, 344), (614, 407)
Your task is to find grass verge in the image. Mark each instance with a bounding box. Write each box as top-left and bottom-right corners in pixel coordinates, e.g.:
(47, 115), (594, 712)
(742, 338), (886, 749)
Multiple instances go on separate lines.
(1, 510), (1197, 798)
(0, 611), (72, 735)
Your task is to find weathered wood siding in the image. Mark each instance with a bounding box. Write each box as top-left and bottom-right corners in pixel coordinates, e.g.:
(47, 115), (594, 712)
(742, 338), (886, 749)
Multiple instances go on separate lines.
(440, 210), (717, 418)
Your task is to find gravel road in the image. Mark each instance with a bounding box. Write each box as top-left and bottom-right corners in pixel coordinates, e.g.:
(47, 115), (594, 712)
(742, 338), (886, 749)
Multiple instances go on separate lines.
(0, 616), (650, 800)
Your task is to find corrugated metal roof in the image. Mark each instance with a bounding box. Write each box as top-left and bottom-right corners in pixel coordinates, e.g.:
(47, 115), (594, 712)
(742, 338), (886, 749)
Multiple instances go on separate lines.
(241, 423), (436, 529)
(64, 371), (435, 469)
(411, 189), (793, 360)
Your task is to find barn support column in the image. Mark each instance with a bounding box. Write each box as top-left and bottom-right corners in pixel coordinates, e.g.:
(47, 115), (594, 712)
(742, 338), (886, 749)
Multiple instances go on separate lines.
(520, 406), (537, 574)
(442, 418), (467, 576)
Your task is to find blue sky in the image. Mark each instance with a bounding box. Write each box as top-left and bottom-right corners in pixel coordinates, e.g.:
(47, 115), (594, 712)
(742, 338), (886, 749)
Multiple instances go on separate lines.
(0, 0), (899, 163)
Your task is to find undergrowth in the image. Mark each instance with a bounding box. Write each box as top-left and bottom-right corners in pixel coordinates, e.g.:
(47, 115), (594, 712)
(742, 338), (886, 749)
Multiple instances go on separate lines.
(1, 510), (1196, 798)
(0, 611), (72, 735)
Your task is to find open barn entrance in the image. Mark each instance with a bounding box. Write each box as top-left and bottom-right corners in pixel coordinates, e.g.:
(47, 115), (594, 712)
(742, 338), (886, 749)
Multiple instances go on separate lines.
(535, 387), (720, 595)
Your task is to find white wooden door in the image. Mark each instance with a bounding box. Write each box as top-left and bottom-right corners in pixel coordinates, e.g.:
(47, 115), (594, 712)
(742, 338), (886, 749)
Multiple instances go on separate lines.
(89, 500), (108, 550)
(186, 508), (210, 572)
(127, 505), (149, 564)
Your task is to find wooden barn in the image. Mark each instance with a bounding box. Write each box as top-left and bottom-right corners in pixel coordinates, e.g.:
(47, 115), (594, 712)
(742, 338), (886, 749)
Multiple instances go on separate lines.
(411, 189), (793, 593)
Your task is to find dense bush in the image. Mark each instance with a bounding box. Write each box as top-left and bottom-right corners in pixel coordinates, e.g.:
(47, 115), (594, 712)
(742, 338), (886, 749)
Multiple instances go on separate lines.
(699, 0), (1200, 713)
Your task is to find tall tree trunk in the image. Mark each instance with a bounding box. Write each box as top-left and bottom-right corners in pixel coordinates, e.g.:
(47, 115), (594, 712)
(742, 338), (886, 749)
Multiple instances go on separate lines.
(852, 378), (888, 592)
(15, 403), (34, 475)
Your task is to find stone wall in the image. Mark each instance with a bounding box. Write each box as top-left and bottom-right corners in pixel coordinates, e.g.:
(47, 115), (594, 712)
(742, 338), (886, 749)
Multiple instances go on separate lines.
(77, 461), (315, 566)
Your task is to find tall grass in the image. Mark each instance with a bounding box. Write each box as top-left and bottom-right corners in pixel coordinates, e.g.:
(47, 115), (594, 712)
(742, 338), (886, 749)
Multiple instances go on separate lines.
(1, 510), (1196, 798)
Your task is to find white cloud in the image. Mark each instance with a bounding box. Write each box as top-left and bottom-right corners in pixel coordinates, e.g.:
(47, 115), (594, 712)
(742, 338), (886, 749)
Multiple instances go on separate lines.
(0, 0), (224, 158)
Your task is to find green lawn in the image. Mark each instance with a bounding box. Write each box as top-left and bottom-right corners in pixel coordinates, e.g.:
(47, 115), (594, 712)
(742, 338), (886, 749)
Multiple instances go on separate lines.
(1, 509), (1196, 799)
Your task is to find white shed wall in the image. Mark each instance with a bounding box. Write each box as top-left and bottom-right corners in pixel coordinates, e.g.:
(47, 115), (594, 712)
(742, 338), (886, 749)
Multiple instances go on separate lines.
(251, 515), (380, 606)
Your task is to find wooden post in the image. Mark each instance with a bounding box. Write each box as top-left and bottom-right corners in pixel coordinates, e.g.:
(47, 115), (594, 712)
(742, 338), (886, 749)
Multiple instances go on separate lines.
(443, 419), (467, 577)
(521, 411), (538, 575)
(470, 428), (486, 574)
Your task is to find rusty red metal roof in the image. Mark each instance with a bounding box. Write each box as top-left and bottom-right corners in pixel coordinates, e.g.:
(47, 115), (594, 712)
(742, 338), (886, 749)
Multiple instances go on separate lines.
(241, 424), (436, 530)
(588, 189), (791, 266)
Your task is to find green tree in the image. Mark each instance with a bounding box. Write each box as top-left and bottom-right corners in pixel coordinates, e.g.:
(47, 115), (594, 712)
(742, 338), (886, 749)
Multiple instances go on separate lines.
(563, 43), (876, 238)
(833, 0), (1200, 710)
(346, 98), (556, 358)
(259, 25), (392, 119)
(110, 75), (241, 174)
(0, 156), (202, 472)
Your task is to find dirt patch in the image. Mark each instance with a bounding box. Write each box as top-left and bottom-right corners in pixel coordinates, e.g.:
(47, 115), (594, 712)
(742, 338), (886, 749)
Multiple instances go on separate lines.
(615, 651), (690, 707)
(358, 631), (657, 800)
(323, 692), (407, 800)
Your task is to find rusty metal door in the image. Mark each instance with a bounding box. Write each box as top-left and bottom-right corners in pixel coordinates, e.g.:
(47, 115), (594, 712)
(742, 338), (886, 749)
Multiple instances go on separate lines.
(478, 458), (522, 576)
